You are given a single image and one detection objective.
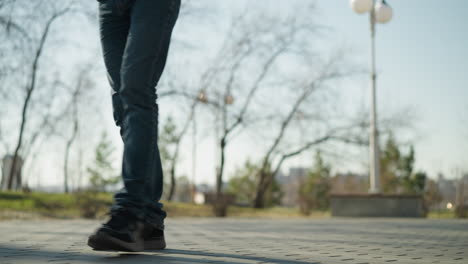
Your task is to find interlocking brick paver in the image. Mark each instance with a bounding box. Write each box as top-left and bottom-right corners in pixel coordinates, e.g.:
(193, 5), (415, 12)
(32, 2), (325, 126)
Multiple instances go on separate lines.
(0, 218), (467, 264)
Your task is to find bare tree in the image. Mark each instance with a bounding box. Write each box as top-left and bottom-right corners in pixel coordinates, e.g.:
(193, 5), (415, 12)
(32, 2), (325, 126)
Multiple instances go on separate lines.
(209, 13), (305, 205)
(60, 66), (95, 193)
(252, 63), (358, 208)
(157, 4), (352, 214)
(162, 80), (201, 201)
(3, 2), (73, 190)
(147, 1), (211, 200)
(181, 5), (354, 213)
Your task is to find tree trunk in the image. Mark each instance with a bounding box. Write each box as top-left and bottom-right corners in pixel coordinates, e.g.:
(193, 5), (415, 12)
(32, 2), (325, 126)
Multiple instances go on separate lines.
(167, 159), (177, 201)
(63, 116), (78, 193)
(7, 8), (69, 190)
(253, 169), (268, 208)
(63, 146), (70, 193)
(165, 94), (199, 201)
(214, 136), (227, 217)
(216, 136), (226, 198)
(253, 188), (266, 208)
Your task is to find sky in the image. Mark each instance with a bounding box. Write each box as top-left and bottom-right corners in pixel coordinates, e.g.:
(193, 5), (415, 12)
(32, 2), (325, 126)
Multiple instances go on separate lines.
(166, 0), (468, 184)
(211, 0), (468, 179)
(6, 0), (468, 189)
(317, 0), (468, 178)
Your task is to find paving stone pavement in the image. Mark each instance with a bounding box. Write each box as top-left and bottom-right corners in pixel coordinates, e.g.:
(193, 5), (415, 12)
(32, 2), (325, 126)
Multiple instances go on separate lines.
(0, 218), (467, 264)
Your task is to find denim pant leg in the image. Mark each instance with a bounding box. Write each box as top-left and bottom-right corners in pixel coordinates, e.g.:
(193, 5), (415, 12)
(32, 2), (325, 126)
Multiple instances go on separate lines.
(99, 0), (180, 230)
(98, 0), (129, 130)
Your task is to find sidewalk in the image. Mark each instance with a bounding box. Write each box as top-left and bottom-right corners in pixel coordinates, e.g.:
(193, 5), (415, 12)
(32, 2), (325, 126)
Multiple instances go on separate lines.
(0, 218), (467, 264)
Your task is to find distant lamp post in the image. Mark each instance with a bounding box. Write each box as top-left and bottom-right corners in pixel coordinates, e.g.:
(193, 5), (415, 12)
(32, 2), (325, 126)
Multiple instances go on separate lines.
(350, 0), (393, 194)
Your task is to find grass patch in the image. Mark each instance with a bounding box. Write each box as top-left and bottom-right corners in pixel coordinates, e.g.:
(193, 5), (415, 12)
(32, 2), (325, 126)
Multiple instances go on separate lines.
(0, 191), (331, 220)
(0, 191), (113, 220)
(228, 206), (329, 218)
(163, 201), (214, 217)
(10, 192), (457, 220)
(427, 209), (456, 219)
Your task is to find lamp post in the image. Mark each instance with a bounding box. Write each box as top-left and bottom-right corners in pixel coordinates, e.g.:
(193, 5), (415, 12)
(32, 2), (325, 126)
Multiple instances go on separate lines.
(350, 0), (393, 193)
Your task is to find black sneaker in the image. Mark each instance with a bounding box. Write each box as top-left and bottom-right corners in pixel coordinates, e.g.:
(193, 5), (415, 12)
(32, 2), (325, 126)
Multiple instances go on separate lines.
(142, 224), (166, 250)
(87, 208), (145, 252)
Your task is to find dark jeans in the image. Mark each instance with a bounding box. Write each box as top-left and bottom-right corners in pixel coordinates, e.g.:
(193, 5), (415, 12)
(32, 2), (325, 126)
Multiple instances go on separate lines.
(98, 0), (180, 230)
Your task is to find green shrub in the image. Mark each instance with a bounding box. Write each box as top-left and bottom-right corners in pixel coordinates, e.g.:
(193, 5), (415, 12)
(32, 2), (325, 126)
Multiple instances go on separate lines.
(74, 191), (112, 219)
(455, 205), (468, 218)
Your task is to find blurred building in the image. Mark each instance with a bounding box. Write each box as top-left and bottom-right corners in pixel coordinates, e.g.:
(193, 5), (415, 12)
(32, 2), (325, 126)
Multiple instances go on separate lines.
(278, 167), (370, 207)
(455, 174), (468, 206)
(172, 177), (193, 203)
(330, 172), (368, 194)
(177, 183), (215, 205)
(428, 173), (468, 210)
(277, 167), (307, 207)
(437, 173), (457, 205)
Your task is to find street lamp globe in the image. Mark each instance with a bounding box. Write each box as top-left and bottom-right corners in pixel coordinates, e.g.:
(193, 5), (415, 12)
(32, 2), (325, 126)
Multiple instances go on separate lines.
(374, 1), (393, 24)
(350, 0), (373, 14)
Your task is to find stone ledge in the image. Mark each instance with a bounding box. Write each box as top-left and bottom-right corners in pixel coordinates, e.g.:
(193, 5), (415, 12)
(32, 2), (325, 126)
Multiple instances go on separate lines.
(330, 193), (426, 217)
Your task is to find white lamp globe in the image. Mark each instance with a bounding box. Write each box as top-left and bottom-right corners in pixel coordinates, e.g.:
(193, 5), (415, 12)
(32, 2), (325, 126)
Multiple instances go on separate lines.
(375, 1), (393, 24)
(350, 0), (373, 14)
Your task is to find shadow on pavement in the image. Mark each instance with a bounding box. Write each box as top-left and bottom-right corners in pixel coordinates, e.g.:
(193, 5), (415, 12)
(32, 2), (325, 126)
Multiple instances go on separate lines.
(0, 245), (317, 264)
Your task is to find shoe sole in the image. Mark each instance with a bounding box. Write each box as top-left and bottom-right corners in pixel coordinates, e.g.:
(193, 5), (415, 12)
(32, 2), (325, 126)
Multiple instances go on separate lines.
(87, 232), (144, 252)
(144, 238), (166, 250)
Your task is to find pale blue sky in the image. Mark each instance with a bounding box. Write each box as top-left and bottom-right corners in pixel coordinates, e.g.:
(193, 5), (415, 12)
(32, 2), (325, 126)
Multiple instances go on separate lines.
(168, 0), (468, 181)
(17, 0), (468, 189)
(317, 0), (468, 177)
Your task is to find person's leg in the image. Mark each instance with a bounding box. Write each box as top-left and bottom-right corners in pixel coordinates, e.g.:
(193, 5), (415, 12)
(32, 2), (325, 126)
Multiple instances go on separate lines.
(88, 0), (147, 252)
(98, 0), (130, 130)
(89, 0), (180, 252)
(113, 0), (180, 231)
